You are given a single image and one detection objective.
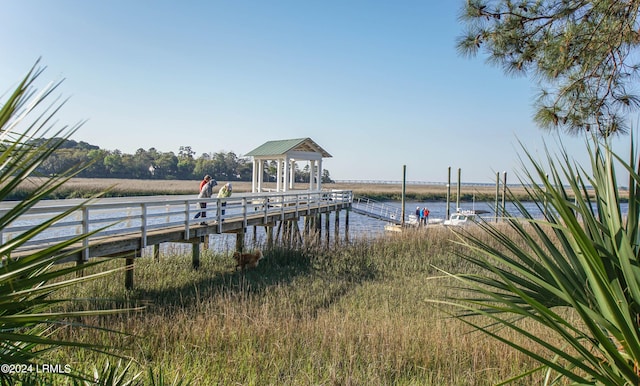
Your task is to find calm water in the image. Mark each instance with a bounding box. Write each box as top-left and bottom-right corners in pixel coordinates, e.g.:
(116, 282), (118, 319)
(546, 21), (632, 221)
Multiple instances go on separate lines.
(153, 200), (629, 255)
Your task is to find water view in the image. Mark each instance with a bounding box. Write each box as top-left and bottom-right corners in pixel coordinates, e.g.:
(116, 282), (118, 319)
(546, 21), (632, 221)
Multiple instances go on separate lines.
(156, 199), (629, 255)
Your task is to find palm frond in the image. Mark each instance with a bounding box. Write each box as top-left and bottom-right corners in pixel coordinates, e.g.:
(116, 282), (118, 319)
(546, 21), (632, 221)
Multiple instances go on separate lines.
(437, 134), (640, 384)
(0, 60), (143, 383)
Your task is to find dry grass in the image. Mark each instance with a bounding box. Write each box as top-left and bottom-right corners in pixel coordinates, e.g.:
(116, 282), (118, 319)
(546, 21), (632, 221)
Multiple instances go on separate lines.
(44, 226), (564, 385)
(16, 177), (537, 201)
(13, 177), (626, 204)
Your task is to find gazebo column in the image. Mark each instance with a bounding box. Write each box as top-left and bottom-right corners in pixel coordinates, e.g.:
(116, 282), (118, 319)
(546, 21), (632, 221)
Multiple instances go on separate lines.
(317, 159), (323, 191)
(309, 160), (315, 190)
(283, 157), (289, 192)
(289, 159), (295, 190)
(257, 159), (263, 193)
(252, 159), (258, 193)
(276, 158), (283, 192)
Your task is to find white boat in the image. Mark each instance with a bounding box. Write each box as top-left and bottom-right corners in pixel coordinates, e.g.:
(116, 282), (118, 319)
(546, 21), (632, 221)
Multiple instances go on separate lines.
(427, 218), (444, 225)
(384, 224), (403, 232)
(443, 209), (488, 226)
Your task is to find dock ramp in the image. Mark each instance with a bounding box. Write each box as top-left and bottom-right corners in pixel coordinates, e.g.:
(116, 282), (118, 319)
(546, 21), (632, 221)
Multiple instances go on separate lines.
(351, 196), (404, 225)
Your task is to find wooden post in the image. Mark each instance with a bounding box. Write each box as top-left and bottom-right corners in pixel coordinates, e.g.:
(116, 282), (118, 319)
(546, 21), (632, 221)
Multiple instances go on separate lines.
(266, 224), (274, 250)
(236, 229), (245, 253)
(446, 167), (451, 220)
(401, 165), (406, 226)
(276, 221), (283, 243)
(501, 171), (507, 219)
(283, 221), (290, 247)
(125, 251), (139, 290)
(456, 168), (461, 211)
(288, 221), (294, 247)
(288, 221), (294, 246)
(345, 209), (350, 243)
(192, 242), (200, 270)
(153, 244), (160, 262)
(334, 209), (340, 246)
(494, 171), (500, 223)
(304, 216), (310, 237)
(293, 221), (303, 247)
(304, 216), (313, 247)
(310, 214), (316, 242)
(324, 212), (330, 246)
(203, 235), (210, 250)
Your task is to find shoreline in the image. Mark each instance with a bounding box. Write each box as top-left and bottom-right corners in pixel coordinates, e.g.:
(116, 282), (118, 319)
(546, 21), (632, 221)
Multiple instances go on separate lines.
(9, 177), (614, 202)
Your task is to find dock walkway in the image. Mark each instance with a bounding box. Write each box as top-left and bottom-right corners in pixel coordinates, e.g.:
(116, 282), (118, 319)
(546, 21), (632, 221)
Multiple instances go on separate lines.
(351, 196), (404, 225)
(1, 190), (353, 264)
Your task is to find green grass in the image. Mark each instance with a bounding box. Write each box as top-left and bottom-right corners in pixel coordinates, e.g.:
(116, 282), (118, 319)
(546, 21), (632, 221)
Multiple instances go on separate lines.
(42, 227), (555, 385)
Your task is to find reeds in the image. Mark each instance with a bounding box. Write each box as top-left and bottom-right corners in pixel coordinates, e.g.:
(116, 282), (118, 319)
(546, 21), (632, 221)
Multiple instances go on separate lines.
(44, 227), (557, 385)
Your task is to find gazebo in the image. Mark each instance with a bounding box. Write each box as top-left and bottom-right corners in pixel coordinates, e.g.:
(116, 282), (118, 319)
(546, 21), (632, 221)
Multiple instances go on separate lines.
(245, 138), (332, 193)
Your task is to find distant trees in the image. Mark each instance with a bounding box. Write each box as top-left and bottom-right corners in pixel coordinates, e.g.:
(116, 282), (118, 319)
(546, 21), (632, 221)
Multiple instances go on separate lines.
(188, 150), (251, 181)
(34, 139), (333, 182)
(458, 0), (640, 136)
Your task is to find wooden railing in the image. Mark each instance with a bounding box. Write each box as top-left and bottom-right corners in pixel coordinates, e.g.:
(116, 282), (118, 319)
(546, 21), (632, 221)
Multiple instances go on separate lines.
(0, 190), (353, 258)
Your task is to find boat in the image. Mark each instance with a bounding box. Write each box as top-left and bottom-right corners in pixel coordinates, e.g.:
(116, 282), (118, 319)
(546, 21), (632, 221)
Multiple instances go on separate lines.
(427, 218), (444, 225)
(384, 224), (403, 232)
(407, 214), (444, 227)
(443, 209), (489, 226)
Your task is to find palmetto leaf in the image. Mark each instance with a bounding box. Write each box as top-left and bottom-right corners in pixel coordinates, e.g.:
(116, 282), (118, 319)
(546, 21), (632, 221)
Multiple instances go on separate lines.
(437, 135), (640, 384)
(0, 60), (142, 383)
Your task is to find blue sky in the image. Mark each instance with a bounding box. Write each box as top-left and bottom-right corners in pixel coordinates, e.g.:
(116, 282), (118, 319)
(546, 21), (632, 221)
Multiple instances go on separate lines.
(0, 1), (626, 183)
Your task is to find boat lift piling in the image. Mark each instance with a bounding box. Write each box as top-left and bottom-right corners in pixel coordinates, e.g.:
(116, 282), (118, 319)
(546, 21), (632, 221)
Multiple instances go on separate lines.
(494, 172), (500, 223)
(446, 167), (451, 220)
(456, 168), (461, 212)
(502, 171), (507, 219)
(401, 165), (406, 227)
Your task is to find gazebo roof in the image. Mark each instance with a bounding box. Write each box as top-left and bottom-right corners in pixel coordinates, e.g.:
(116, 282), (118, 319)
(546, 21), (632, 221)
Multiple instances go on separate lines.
(245, 137), (332, 158)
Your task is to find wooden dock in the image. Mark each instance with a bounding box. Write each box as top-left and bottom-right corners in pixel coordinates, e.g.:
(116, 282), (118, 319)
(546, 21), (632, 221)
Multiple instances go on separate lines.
(351, 196), (403, 225)
(1, 190), (353, 288)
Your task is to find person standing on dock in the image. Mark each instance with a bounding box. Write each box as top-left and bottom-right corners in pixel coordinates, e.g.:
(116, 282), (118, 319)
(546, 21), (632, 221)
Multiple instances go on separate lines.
(195, 177), (217, 223)
(199, 175), (212, 191)
(217, 183), (232, 217)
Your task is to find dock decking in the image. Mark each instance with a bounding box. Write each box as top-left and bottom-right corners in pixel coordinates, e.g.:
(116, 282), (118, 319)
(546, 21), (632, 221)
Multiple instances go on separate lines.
(2, 190), (353, 263)
(2, 190), (355, 288)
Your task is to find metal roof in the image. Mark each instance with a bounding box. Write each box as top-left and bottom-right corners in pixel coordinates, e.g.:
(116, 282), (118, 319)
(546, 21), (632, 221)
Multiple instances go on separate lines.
(245, 137), (332, 158)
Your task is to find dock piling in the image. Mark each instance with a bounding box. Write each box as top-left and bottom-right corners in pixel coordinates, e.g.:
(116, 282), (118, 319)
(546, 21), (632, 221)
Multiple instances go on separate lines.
(125, 250), (140, 290)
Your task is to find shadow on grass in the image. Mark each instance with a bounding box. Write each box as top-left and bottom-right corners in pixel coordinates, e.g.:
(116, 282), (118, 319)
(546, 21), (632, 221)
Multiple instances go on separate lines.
(126, 244), (379, 318)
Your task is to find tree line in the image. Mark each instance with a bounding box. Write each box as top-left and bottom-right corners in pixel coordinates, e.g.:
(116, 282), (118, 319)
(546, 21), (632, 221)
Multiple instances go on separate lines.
(33, 138), (333, 182)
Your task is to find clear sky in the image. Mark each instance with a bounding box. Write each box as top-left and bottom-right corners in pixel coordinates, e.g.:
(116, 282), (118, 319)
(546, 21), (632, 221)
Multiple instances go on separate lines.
(0, 1), (628, 183)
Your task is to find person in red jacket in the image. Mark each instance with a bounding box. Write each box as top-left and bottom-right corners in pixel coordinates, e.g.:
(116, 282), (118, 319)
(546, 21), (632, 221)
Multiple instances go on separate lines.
(195, 175), (215, 222)
(422, 207), (430, 225)
(199, 175), (211, 191)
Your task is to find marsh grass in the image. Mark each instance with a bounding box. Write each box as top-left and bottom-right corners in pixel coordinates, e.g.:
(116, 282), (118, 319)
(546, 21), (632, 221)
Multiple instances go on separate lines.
(42, 226), (563, 385)
(11, 178), (555, 202)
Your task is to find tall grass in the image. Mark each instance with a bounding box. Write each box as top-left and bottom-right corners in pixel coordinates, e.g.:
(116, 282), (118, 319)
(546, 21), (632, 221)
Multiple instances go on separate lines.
(41, 226), (563, 385)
